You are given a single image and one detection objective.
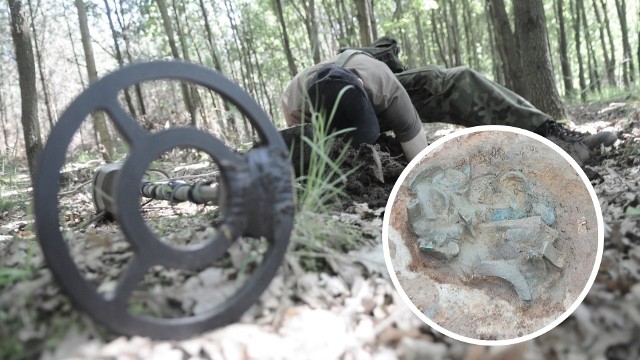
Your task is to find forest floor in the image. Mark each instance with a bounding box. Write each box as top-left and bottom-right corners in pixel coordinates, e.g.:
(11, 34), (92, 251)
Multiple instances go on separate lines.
(0, 100), (639, 360)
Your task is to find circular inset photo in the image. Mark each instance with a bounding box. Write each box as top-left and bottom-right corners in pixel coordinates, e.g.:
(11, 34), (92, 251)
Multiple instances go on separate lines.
(383, 126), (603, 345)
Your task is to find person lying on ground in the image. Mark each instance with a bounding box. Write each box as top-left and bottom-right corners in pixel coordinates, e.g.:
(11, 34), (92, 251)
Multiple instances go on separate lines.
(280, 37), (616, 165)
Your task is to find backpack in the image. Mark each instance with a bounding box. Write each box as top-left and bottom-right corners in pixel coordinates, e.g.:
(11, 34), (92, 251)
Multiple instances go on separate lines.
(337, 36), (406, 73)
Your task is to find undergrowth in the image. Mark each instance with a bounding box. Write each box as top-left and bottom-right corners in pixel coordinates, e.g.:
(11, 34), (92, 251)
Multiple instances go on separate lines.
(295, 86), (359, 213)
(290, 86), (363, 271)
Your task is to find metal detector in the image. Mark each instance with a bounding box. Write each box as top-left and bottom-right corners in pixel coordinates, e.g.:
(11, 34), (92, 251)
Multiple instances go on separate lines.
(34, 61), (295, 340)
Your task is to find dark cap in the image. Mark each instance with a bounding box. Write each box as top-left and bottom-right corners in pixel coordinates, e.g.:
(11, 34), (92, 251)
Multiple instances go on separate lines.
(371, 36), (399, 48)
(307, 65), (379, 145)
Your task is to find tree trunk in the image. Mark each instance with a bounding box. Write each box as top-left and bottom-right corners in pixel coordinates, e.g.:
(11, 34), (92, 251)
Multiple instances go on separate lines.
(580, 0), (601, 93)
(172, 0), (201, 126)
(591, 0), (613, 85)
(355, 0), (373, 46)
(27, 0), (55, 130)
(393, 0), (414, 69)
(489, 0), (527, 97)
(75, 0), (114, 161)
(273, 0), (298, 77)
(598, 0), (617, 85)
(430, 10), (448, 67)
(156, 0), (196, 125)
(447, 0), (462, 66)
(414, 11), (427, 67)
(222, 0), (254, 139)
(115, 0), (146, 115)
(339, 0), (355, 46)
(615, 0), (635, 85)
(303, 0), (321, 63)
(570, 0), (587, 100)
(461, 0), (474, 68)
(198, 0), (236, 133)
(555, 0), (574, 96)
(104, 0), (137, 117)
(9, 0), (43, 181)
(485, 3), (503, 83)
(0, 61), (9, 153)
(242, 6), (273, 122)
(513, 0), (567, 119)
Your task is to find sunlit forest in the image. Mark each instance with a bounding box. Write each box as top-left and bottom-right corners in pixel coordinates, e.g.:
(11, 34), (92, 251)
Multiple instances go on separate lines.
(2, 0), (639, 155)
(2, 0), (640, 358)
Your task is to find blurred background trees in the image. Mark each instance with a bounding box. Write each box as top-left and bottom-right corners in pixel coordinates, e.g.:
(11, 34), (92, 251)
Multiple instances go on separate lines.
(2, 0), (639, 162)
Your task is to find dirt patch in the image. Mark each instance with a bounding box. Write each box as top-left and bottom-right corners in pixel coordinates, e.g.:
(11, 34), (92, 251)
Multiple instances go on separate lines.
(281, 125), (408, 209)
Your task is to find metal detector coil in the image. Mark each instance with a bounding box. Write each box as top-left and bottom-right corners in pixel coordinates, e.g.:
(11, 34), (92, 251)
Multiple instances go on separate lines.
(34, 61), (295, 340)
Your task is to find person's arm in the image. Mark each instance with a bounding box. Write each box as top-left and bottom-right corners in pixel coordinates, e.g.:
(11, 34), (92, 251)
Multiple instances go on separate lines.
(401, 128), (428, 160)
(349, 56), (425, 159)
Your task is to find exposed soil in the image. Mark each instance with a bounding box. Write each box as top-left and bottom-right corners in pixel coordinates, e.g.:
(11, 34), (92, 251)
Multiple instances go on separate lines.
(281, 124), (408, 209)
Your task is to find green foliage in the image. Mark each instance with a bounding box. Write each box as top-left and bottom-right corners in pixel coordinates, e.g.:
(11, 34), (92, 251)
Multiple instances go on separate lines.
(564, 83), (640, 106)
(0, 267), (32, 288)
(295, 88), (359, 214)
(0, 311), (26, 359)
(0, 157), (28, 213)
(290, 212), (361, 272)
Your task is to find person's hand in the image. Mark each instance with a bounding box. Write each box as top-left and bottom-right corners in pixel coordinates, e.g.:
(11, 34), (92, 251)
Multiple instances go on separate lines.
(400, 129), (428, 160)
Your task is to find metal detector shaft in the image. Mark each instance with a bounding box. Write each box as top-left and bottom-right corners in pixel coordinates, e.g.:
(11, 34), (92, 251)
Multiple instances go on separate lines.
(139, 181), (219, 204)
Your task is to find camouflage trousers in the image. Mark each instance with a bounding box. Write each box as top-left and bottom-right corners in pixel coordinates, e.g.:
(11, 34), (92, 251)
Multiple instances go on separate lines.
(395, 65), (553, 131)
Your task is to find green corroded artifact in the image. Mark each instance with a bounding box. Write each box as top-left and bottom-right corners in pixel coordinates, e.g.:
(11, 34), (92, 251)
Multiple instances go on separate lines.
(406, 165), (563, 301)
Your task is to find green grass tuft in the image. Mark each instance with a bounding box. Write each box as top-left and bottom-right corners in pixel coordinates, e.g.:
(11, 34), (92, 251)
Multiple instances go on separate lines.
(296, 86), (359, 213)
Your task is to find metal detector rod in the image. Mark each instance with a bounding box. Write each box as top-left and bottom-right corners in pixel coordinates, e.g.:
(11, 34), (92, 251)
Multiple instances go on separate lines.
(139, 181), (219, 204)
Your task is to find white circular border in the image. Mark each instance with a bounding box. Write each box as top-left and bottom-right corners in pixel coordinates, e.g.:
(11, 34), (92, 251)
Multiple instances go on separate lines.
(382, 125), (604, 346)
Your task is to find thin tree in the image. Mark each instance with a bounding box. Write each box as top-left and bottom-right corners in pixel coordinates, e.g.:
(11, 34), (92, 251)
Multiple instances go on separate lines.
(8, 0), (43, 182)
(484, 2), (502, 83)
(197, 0), (236, 133)
(27, 0), (55, 130)
(591, 0), (613, 85)
(489, 0), (527, 97)
(61, 1), (88, 150)
(156, 0), (196, 124)
(338, 0), (355, 46)
(598, 0), (617, 84)
(446, 0), (462, 66)
(555, 0), (574, 96)
(75, 0), (114, 161)
(355, 0), (373, 45)
(0, 61), (10, 152)
(298, 0), (321, 64)
(460, 0), (475, 68)
(393, 0), (414, 68)
(430, 10), (448, 67)
(273, 0), (298, 77)
(570, 0), (587, 100)
(513, 0), (567, 119)
(579, 0), (601, 93)
(413, 10), (427, 66)
(103, 0), (137, 117)
(614, 0), (635, 85)
(114, 0), (146, 115)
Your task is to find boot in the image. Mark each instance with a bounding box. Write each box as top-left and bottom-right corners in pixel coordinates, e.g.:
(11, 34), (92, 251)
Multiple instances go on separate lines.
(535, 120), (617, 149)
(581, 131), (618, 149)
(534, 121), (593, 165)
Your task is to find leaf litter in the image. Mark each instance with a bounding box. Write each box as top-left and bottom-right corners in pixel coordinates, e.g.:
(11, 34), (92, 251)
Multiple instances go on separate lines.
(0, 101), (639, 359)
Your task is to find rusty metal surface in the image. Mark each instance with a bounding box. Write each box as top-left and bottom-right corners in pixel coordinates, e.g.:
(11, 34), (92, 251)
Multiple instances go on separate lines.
(34, 61), (295, 340)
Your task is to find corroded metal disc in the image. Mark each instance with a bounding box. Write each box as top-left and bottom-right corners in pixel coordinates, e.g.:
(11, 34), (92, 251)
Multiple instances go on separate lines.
(384, 126), (603, 344)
